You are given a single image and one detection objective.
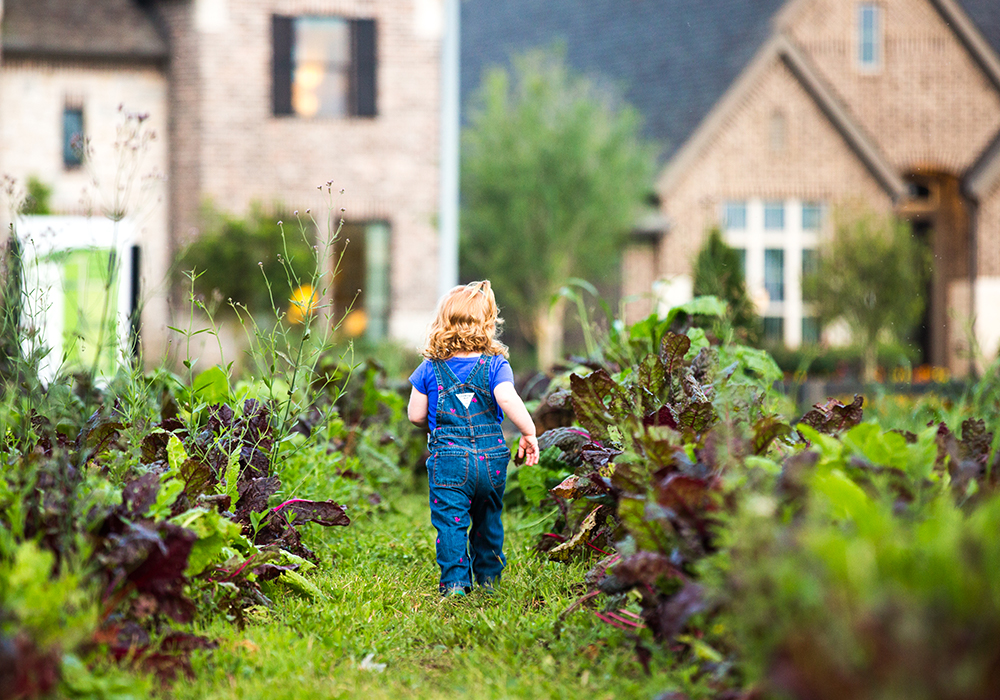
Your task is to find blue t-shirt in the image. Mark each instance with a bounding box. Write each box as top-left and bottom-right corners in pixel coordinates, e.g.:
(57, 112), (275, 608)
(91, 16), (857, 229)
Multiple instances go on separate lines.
(409, 355), (514, 431)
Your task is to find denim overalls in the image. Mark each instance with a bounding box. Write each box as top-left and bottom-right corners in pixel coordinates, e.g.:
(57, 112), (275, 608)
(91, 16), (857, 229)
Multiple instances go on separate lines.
(427, 356), (511, 592)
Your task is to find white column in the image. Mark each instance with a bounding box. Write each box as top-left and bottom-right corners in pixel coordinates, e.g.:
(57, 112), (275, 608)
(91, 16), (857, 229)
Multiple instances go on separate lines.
(785, 199), (803, 347)
(437, 0), (459, 298)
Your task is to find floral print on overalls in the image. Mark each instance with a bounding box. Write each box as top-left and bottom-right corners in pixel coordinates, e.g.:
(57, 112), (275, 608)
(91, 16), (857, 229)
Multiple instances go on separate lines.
(426, 356), (510, 593)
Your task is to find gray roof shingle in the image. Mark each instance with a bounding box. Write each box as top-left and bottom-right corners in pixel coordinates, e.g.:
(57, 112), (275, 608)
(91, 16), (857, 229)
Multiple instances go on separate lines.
(1, 0), (167, 62)
(462, 0), (1000, 164)
(462, 0), (792, 163)
(961, 0), (1000, 53)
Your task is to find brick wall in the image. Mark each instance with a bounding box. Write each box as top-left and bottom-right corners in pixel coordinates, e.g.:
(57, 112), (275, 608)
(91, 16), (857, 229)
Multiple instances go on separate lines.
(0, 58), (172, 359)
(658, 57), (892, 279)
(641, 0), (1000, 375)
(787, 0), (1000, 174)
(160, 0), (442, 345)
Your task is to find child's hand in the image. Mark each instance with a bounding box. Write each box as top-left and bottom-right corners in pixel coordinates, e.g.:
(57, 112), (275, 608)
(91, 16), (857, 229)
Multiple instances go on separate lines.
(517, 435), (539, 466)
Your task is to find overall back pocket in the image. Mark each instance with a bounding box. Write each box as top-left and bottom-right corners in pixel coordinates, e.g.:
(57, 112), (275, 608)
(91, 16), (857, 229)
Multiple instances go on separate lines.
(430, 449), (470, 488)
(486, 446), (511, 489)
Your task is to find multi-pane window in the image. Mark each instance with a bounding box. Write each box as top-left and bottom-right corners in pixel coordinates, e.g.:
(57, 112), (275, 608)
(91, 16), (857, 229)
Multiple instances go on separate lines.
(722, 200), (823, 348)
(764, 249), (784, 302)
(764, 201), (784, 230)
(802, 202), (822, 230)
(734, 248), (746, 277)
(802, 317), (820, 345)
(334, 221), (391, 340)
(801, 249), (818, 301)
(763, 317), (784, 343)
(723, 201), (747, 230)
(63, 107), (84, 167)
(859, 3), (882, 70)
(272, 16), (377, 118)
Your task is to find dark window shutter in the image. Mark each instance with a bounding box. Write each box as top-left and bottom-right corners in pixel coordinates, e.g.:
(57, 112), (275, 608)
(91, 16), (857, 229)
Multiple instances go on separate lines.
(351, 19), (377, 117)
(272, 15), (294, 116)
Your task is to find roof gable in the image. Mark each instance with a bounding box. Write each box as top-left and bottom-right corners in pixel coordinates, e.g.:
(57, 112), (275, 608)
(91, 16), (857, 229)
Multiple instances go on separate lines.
(1, 0), (168, 62)
(462, 0), (1000, 172)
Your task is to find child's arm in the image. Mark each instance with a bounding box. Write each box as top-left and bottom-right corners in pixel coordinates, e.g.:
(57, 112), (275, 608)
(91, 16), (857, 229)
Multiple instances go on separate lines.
(407, 387), (429, 429)
(493, 382), (539, 466)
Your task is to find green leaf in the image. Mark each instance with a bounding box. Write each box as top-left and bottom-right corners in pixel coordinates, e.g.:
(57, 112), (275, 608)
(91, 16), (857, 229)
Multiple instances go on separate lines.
(811, 468), (875, 524)
(733, 345), (783, 384)
(752, 416), (793, 456)
(222, 446), (241, 502)
(192, 365), (231, 405)
(663, 295), (727, 328)
(148, 477), (183, 520)
(278, 569), (324, 599)
(170, 507), (244, 576)
(167, 434), (188, 472)
(618, 496), (673, 554)
(684, 327), (710, 361)
(517, 463), (549, 508)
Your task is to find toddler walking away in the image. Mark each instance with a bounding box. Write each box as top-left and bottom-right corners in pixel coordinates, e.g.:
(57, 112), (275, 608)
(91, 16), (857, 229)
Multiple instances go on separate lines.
(407, 280), (539, 598)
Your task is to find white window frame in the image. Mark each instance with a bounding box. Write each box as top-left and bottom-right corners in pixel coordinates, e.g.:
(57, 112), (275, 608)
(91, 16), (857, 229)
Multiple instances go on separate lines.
(858, 3), (883, 73)
(721, 199), (824, 347)
(16, 216), (136, 383)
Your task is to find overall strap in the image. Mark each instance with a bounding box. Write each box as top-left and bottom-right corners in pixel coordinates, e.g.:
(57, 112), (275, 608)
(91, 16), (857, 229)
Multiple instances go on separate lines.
(430, 359), (461, 392)
(464, 355), (499, 413)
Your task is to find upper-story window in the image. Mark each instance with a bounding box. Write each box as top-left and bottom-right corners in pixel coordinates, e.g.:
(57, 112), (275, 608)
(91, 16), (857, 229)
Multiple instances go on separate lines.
(272, 16), (377, 118)
(802, 202), (823, 230)
(858, 3), (882, 71)
(723, 201), (747, 230)
(63, 106), (84, 168)
(764, 201), (784, 230)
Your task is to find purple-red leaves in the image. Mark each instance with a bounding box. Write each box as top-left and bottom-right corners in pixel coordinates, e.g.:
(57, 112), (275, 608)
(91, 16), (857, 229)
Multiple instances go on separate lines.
(643, 582), (706, 641)
(1, 633), (61, 699)
(613, 551), (684, 588)
(571, 369), (624, 441)
(799, 395), (864, 434)
(934, 418), (1000, 494)
(660, 331), (691, 376)
(752, 415), (793, 455)
(98, 519), (197, 623)
(271, 499), (350, 527)
(580, 441), (622, 470)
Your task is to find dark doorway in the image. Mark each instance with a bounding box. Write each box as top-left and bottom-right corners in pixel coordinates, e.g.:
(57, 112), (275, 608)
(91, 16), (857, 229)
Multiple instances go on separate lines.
(899, 172), (971, 371)
(910, 219), (933, 365)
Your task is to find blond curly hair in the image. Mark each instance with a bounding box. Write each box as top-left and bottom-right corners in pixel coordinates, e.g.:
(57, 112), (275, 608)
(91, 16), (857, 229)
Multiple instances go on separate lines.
(422, 280), (509, 360)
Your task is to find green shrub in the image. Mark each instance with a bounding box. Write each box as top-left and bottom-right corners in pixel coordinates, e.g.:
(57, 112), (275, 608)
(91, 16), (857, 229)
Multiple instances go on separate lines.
(176, 204), (315, 318)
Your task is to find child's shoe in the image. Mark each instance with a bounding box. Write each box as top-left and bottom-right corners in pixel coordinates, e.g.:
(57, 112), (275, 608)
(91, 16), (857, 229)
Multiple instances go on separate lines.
(442, 586), (466, 598)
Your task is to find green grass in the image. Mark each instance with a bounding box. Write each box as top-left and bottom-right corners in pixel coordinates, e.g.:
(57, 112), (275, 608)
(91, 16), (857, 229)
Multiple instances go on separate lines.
(172, 488), (694, 699)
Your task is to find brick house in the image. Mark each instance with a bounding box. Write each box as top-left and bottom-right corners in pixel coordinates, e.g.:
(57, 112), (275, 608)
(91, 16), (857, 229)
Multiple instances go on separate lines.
(1, 0), (444, 369)
(462, 0), (1000, 375)
(0, 0), (172, 373)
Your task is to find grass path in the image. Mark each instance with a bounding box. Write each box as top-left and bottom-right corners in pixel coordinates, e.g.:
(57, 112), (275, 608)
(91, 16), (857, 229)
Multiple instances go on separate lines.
(172, 488), (685, 699)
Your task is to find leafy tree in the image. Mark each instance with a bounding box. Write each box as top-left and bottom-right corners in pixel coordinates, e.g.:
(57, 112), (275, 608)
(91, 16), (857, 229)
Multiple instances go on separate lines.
(803, 208), (928, 382)
(22, 176), (52, 215)
(461, 49), (656, 369)
(692, 227), (760, 343)
(176, 204), (314, 318)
